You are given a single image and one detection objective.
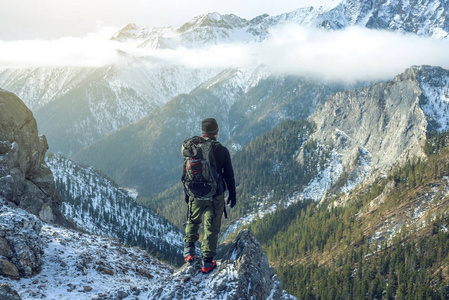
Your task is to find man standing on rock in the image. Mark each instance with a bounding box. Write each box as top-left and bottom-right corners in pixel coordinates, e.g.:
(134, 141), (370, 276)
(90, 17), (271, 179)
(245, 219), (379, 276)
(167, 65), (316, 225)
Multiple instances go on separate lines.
(181, 118), (236, 274)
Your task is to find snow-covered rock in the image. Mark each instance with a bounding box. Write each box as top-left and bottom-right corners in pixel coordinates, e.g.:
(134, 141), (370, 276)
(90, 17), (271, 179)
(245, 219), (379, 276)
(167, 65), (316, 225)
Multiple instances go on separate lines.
(1, 212), (173, 299)
(0, 205), (294, 300)
(0, 201), (43, 278)
(147, 230), (296, 300)
(0, 284), (21, 300)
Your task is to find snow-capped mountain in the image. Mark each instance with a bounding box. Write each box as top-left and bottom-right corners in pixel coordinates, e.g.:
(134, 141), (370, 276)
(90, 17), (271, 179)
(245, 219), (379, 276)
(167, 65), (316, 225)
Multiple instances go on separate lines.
(46, 154), (185, 264)
(226, 65), (449, 236)
(322, 0), (449, 38)
(298, 65), (449, 200)
(0, 67), (99, 110)
(1, 0), (447, 158)
(112, 0), (448, 51)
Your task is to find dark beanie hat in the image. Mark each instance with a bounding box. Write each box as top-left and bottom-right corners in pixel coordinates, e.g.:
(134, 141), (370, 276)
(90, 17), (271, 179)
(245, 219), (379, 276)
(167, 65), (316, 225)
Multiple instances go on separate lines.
(202, 118), (219, 134)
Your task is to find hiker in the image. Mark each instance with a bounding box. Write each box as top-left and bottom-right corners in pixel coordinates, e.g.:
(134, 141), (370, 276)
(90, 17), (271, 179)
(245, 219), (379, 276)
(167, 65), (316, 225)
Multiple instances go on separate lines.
(181, 118), (236, 274)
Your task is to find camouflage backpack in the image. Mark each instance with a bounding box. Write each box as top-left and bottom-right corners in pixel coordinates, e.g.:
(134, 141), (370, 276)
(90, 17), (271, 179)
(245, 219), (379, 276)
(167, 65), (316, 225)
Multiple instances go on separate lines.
(181, 136), (219, 200)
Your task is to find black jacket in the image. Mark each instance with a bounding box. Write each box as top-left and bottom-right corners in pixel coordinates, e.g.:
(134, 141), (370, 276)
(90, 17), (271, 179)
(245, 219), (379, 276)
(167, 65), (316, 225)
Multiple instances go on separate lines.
(212, 140), (236, 199)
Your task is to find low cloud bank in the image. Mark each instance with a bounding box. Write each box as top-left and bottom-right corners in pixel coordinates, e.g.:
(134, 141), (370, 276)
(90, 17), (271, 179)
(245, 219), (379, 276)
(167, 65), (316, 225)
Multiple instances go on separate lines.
(259, 24), (449, 81)
(1, 24), (449, 82)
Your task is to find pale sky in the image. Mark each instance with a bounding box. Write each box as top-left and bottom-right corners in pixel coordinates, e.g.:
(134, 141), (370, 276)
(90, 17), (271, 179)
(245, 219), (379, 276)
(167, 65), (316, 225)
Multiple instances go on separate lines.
(0, 0), (332, 41)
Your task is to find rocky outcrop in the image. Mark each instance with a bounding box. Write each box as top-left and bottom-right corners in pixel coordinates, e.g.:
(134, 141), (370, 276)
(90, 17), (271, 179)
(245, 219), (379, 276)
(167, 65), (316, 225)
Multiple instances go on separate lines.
(0, 88), (72, 228)
(149, 230), (296, 300)
(0, 201), (43, 278)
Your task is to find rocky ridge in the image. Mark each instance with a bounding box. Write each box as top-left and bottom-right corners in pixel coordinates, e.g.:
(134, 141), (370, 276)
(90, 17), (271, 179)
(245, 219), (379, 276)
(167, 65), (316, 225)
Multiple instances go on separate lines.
(147, 230), (296, 300)
(292, 66), (449, 203)
(0, 200), (294, 300)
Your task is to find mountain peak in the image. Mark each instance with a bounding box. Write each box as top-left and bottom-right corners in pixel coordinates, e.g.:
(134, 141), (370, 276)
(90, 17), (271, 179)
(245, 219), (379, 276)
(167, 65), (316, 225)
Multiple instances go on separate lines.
(178, 12), (247, 33)
(205, 11), (222, 21)
(111, 23), (149, 42)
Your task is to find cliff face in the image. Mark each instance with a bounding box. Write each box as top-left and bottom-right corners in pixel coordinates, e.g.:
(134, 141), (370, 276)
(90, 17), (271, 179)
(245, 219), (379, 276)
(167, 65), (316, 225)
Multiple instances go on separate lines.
(299, 66), (449, 190)
(0, 88), (71, 228)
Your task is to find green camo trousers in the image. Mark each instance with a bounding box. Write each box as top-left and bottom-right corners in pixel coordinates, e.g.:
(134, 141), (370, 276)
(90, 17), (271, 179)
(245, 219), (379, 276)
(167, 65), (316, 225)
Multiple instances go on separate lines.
(184, 193), (225, 259)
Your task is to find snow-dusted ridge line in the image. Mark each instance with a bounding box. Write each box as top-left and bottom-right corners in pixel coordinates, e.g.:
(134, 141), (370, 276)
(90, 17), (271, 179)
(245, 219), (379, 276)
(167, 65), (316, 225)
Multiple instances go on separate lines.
(46, 154), (184, 260)
(113, 0), (448, 51)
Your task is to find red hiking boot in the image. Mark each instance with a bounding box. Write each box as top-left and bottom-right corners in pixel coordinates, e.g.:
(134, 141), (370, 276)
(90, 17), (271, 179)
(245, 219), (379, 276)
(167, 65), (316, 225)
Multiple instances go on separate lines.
(201, 259), (217, 274)
(184, 255), (196, 263)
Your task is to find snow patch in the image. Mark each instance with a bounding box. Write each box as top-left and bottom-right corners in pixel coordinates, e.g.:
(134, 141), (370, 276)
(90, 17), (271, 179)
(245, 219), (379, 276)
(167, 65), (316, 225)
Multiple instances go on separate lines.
(419, 68), (449, 132)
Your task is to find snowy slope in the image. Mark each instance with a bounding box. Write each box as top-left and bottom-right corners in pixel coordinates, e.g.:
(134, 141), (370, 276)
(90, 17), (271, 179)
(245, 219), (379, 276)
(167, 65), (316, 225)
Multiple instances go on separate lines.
(0, 67), (98, 110)
(0, 60), (219, 112)
(2, 224), (173, 300)
(0, 201), (295, 300)
(46, 154), (184, 264)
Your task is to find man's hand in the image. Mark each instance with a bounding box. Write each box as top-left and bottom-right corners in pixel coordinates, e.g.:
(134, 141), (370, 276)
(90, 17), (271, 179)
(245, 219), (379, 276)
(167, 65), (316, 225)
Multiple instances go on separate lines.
(227, 196), (236, 208)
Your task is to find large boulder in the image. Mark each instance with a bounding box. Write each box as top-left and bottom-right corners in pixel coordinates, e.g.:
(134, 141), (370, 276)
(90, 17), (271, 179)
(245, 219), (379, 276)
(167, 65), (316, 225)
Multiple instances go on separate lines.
(0, 88), (71, 228)
(0, 202), (43, 278)
(148, 230), (296, 300)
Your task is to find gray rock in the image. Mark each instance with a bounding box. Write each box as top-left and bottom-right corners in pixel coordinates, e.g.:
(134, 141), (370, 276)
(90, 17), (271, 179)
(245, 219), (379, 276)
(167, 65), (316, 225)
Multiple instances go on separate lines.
(149, 230), (296, 300)
(0, 88), (72, 228)
(0, 257), (19, 278)
(0, 203), (43, 278)
(0, 237), (13, 258)
(0, 284), (22, 300)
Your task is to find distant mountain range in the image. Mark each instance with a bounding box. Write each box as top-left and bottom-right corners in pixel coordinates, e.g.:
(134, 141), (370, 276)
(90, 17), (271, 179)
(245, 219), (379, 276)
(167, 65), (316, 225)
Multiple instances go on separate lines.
(113, 0), (449, 49)
(1, 0), (447, 158)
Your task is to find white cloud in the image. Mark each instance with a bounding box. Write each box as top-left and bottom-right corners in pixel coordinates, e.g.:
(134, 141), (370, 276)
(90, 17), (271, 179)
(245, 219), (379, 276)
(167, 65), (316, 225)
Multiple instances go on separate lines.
(1, 24), (449, 82)
(0, 27), (120, 67)
(258, 24), (449, 81)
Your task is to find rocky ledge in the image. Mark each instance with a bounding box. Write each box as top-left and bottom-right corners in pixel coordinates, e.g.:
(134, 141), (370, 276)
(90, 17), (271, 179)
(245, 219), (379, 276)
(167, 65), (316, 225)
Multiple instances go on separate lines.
(148, 230), (297, 300)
